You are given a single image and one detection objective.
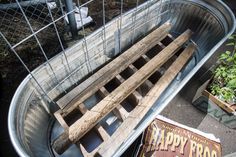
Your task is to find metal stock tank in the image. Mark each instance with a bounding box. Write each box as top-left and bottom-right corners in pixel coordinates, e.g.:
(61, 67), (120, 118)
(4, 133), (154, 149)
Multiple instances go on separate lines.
(8, 0), (235, 156)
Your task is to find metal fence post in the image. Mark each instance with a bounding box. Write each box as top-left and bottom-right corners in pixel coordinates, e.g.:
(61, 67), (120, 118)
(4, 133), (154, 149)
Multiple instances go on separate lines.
(64, 0), (77, 38)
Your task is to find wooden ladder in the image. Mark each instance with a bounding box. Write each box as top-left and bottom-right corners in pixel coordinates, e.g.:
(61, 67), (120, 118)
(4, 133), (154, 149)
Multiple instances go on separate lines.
(51, 22), (196, 156)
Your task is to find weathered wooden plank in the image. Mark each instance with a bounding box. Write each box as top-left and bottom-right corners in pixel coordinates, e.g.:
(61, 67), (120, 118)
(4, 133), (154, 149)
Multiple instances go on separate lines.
(57, 22), (172, 109)
(54, 111), (69, 129)
(74, 103), (111, 146)
(53, 109), (109, 155)
(52, 29), (193, 154)
(98, 86), (129, 121)
(54, 103), (89, 127)
(141, 54), (151, 62)
(128, 64), (153, 89)
(69, 29), (193, 141)
(54, 104), (110, 154)
(78, 143), (91, 157)
(95, 125), (110, 141)
(77, 142), (98, 157)
(75, 103), (87, 114)
(97, 43), (196, 157)
(98, 86), (109, 96)
(52, 131), (70, 155)
(112, 105), (129, 121)
(114, 74), (143, 104)
(168, 34), (175, 40)
(158, 42), (166, 49)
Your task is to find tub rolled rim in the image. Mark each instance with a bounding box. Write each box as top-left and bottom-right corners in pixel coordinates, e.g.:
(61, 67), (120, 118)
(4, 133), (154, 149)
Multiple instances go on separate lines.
(8, 74), (31, 157)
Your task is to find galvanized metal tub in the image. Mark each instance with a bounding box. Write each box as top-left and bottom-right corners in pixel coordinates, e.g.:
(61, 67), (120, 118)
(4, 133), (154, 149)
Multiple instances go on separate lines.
(8, 0), (235, 157)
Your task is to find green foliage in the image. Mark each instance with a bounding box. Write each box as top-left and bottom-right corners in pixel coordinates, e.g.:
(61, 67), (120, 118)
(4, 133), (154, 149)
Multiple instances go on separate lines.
(209, 35), (236, 104)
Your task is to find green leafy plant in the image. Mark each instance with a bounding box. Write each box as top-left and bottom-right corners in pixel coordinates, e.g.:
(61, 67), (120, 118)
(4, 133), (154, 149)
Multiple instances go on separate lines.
(209, 34), (236, 105)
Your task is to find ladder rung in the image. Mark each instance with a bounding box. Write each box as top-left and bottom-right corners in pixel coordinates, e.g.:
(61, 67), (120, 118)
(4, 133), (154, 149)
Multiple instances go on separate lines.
(98, 86), (129, 121)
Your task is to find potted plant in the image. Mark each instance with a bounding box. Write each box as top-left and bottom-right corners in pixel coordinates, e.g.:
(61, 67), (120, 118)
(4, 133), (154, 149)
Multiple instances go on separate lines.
(193, 34), (236, 115)
(202, 35), (236, 113)
(192, 34), (236, 128)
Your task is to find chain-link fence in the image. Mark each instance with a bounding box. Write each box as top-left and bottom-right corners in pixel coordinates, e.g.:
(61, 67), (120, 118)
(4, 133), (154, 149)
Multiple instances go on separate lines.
(0, 0), (150, 103)
(0, 0), (64, 55)
(0, 0), (146, 59)
(0, 0), (148, 80)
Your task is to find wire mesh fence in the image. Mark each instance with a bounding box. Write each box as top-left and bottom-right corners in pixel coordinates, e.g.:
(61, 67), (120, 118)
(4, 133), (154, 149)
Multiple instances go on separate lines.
(0, 0), (166, 105)
(0, 0), (147, 57)
(0, 0), (64, 54)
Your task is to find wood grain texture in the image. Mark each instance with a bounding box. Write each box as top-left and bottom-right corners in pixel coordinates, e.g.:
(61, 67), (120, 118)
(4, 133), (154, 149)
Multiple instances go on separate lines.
(52, 29), (193, 154)
(54, 111), (69, 129)
(52, 131), (70, 155)
(68, 29), (192, 143)
(98, 86), (130, 121)
(128, 64), (154, 91)
(53, 102), (111, 154)
(97, 43), (196, 157)
(114, 74), (143, 104)
(57, 22), (172, 109)
(53, 26), (192, 153)
(59, 43), (195, 157)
